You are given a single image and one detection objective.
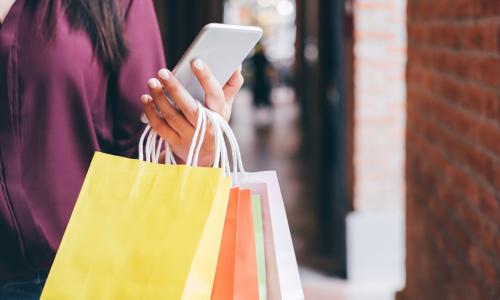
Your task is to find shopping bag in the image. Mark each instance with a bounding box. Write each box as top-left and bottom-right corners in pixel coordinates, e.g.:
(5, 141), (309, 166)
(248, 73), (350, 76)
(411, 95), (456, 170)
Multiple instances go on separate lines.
(42, 106), (231, 300)
(41, 152), (230, 299)
(211, 188), (239, 299)
(238, 173), (303, 300)
(233, 189), (259, 300)
(252, 195), (267, 300)
(209, 111), (305, 300)
(211, 188), (260, 300)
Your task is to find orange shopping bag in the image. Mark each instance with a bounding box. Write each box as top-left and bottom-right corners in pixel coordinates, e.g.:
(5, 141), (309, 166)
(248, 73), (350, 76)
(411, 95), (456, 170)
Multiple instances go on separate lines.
(211, 188), (239, 299)
(234, 189), (259, 299)
(211, 189), (259, 299)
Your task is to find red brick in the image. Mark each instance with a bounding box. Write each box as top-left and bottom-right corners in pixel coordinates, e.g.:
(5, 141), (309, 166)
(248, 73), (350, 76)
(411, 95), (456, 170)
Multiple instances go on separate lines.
(408, 110), (499, 248)
(480, 56), (500, 86)
(480, 0), (500, 17)
(409, 0), (482, 19)
(477, 188), (500, 225)
(409, 120), (499, 252)
(468, 246), (498, 288)
(410, 46), (500, 88)
(409, 95), (497, 178)
(463, 19), (500, 52)
(408, 71), (500, 154)
(397, 1), (499, 299)
(408, 19), (500, 54)
(405, 129), (499, 294)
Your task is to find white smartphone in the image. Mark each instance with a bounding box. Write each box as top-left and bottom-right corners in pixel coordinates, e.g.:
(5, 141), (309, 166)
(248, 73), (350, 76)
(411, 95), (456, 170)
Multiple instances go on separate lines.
(172, 23), (263, 102)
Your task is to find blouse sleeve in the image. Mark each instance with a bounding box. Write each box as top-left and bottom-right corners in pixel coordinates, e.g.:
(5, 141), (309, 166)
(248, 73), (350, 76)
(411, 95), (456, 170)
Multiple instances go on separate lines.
(109, 0), (166, 157)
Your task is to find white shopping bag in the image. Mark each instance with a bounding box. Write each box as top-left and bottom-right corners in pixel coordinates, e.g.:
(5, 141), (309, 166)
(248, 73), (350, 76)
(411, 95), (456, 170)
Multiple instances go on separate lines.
(238, 173), (304, 300)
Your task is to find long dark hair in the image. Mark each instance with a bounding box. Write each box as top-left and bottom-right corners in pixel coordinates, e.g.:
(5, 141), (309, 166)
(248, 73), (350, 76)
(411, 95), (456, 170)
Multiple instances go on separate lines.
(29, 0), (129, 72)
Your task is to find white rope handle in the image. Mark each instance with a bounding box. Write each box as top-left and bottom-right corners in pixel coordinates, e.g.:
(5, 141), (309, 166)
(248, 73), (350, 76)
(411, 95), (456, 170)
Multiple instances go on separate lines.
(205, 110), (221, 169)
(192, 105), (207, 166)
(210, 112), (246, 184)
(146, 130), (157, 162)
(139, 102), (220, 167)
(154, 137), (162, 162)
(219, 124), (230, 176)
(138, 102), (237, 178)
(138, 124), (151, 162)
(185, 102), (205, 166)
(206, 110), (230, 175)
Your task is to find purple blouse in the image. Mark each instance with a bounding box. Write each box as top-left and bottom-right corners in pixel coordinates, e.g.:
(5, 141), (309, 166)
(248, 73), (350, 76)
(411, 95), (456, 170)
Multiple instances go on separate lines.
(0, 0), (165, 282)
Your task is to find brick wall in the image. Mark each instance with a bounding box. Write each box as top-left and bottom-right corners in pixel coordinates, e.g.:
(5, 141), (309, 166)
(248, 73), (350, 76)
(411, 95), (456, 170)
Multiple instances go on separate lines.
(353, 0), (407, 211)
(399, 1), (500, 299)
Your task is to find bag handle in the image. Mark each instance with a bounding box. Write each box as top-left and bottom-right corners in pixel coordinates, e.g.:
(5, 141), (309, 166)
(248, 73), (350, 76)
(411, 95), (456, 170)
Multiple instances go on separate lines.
(206, 109), (230, 175)
(139, 102), (205, 166)
(205, 110), (246, 184)
(138, 103), (227, 172)
(186, 102), (207, 166)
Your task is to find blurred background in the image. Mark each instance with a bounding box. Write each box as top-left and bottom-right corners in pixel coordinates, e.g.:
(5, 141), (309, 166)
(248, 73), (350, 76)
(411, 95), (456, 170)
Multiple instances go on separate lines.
(153, 1), (499, 299)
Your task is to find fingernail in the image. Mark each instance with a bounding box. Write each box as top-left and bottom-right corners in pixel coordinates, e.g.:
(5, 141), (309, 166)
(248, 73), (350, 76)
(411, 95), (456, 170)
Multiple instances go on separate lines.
(193, 59), (204, 70)
(158, 69), (170, 80)
(147, 78), (161, 89)
(140, 94), (151, 104)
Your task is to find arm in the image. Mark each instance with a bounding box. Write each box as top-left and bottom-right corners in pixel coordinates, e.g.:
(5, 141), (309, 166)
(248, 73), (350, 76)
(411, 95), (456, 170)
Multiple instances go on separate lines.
(110, 0), (165, 157)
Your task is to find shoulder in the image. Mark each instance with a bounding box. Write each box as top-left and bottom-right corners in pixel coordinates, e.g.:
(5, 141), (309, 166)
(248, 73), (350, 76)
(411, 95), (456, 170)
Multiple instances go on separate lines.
(121, 0), (156, 19)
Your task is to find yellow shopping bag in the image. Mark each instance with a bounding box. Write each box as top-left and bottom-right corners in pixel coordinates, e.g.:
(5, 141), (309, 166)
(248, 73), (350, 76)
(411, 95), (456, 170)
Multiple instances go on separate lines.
(41, 152), (230, 299)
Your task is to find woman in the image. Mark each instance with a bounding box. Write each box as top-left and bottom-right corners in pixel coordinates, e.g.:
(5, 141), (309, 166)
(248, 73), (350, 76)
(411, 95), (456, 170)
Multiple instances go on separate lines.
(0, 0), (243, 298)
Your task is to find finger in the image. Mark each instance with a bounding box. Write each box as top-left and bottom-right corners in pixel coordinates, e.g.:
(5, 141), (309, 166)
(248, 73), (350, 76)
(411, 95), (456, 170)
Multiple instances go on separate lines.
(147, 78), (191, 134)
(147, 78), (185, 133)
(191, 59), (225, 111)
(222, 66), (244, 101)
(141, 94), (179, 142)
(157, 69), (199, 126)
(146, 77), (166, 110)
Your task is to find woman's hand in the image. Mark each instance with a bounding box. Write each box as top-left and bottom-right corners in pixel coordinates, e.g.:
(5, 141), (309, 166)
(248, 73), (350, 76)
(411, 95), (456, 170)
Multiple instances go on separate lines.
(141, 59), (244, 166)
